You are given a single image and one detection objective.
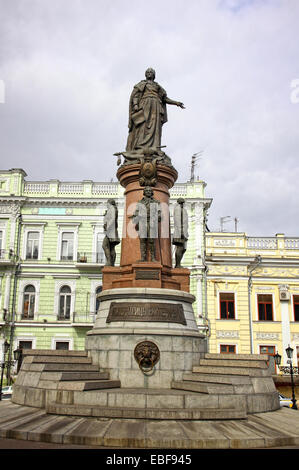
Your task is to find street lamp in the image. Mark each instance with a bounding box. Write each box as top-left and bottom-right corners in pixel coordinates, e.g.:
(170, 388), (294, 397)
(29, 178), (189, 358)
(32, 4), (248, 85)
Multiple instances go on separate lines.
(13, 347), (23, 373)
(285, 345), (297, 410)
(276, 345), (298, 410)
(0, 340), (10, 401)
(274, 352), (282, 367)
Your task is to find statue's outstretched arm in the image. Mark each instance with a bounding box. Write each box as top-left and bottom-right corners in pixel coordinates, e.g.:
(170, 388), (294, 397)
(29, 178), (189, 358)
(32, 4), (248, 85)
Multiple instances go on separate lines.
(165, 96), (185, 109)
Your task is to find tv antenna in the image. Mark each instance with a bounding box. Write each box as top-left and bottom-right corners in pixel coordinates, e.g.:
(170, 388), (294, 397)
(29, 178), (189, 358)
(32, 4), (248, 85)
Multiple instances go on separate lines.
(190, 151), (203, 182)
(220, 216), (231, 232)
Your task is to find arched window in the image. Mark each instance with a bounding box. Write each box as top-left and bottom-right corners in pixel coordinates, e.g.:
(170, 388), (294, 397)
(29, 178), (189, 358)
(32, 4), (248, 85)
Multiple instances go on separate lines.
(59, 285), (71, 320)
(23, 285), (35, 319)
(95, 286), (102, 314)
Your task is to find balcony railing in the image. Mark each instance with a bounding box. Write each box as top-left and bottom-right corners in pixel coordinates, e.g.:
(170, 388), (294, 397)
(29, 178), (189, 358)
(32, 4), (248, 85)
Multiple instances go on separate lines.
(91, 183), (119, 195)
(72, 312), (96, 324)
(13, 312), (95, 324)
(279, 366), (299, 375)
(23, 182), (50, 194)
(58, 183), (84, 194)
(76, 251), (106, 264)
(0, 249), (17, 262)
(170, 184), (188, 197)
(247, 238), (278, 249)
(285, 238), (299, 250)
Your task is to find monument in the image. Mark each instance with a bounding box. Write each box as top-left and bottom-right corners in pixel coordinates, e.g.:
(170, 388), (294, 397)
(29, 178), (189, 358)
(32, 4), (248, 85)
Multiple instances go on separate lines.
(86, 67), (205, 387)
(11, 69), (280, 441)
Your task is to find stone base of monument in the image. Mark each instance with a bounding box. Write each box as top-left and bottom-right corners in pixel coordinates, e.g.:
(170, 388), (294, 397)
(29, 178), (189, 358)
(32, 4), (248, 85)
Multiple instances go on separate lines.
(85, 287), (204, 389)
(102, 264), (190, 292)
(12, 286), (280, 423)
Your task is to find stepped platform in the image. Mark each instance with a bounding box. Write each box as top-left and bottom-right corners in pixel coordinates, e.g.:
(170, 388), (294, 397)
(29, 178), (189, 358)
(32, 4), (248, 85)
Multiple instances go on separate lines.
(171, 353), (277, 406)
(12, 350), (280, 420)
(1, 401), (299, 449)
(12, 350), (121, 408)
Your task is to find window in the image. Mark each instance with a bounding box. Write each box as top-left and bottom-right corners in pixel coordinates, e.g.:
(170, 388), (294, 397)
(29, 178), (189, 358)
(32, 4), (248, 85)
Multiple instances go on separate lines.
(95, 286), (102, 313)
(257, 294), (273, 321)
(293, 295), (299, 322)
(59, 285), (71, 320)
(260, 345), (277, 371)
(61, 232), (74, 260)
(22, 285), (35, 319)
(260, 345), (275, 355)
(55, 341), (70, 350)
(18, 340), (33, 349)
(220, 345), (236, 354)
(219, 293), (235, 319)
(0, 230), (2, 255)
(26, 232), (39, 259)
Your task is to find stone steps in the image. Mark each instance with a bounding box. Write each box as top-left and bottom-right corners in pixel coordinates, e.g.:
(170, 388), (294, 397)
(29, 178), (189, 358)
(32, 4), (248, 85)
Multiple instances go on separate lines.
(43, 363), (100, 372)
(42, 371), (110, 381)
(12, 350), (280, 418)
(182, 373), (252, 385)
(199, 358), (268, 368)
(171, 380), (235, 394)
(31, 356), (93, 364)
(22, 349), (88, 357)
(46, 402), (247, 420)
(57, 380), (121, 391)
(53, 386), (250, 414)
(192, 365), (268, 376)
(203, 353), (269, 361)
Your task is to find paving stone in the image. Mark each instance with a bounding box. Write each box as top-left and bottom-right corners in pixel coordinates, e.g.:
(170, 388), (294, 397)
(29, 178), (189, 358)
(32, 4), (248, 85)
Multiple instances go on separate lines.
(103, 419), (146, 448)
(63, 418), (112, 446)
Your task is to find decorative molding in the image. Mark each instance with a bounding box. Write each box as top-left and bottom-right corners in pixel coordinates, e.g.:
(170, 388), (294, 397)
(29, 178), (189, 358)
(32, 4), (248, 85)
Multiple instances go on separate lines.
(214, 239), (237, 247)
(256, 332), (280, 340)
(216, 330), (239, 338)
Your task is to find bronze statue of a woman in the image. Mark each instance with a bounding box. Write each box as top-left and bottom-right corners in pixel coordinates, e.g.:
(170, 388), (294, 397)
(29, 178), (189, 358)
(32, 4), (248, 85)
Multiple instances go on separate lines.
(126, 68), (185, 153)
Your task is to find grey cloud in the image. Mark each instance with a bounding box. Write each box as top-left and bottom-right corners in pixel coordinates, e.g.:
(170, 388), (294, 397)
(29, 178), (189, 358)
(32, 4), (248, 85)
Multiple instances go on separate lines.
(0, 0), (298, 235)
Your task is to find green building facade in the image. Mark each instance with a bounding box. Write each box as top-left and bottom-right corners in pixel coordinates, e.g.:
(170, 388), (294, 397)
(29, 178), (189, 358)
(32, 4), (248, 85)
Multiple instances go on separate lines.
(0, 168), (212, 362)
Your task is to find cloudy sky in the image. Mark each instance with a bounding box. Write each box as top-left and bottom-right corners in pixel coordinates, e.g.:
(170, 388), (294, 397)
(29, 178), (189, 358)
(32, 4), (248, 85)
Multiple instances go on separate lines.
(0, 0), (298, 235)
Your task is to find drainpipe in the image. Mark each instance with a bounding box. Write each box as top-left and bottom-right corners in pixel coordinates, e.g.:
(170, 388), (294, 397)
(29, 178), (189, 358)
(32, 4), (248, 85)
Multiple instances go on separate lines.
(6, 214), (22, 383)
(248, 255), (262, 354)
(202, 208), (211, 347)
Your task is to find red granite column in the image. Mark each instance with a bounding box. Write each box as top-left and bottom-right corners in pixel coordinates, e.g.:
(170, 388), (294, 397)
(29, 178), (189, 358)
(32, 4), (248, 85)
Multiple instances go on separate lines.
(102, 162), (190, 291)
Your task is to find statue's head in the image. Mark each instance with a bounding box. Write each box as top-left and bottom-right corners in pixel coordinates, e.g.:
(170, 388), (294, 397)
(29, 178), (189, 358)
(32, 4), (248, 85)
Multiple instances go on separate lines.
(177, 198), (185, 205)
(144, 186), (153, 198)
(109, 199), (116, 206)
(145, 68), (156, 80)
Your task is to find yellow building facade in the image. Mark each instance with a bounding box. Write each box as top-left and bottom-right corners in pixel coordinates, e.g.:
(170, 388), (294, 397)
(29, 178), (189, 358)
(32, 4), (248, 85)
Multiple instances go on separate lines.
(205, 232), (299, 369)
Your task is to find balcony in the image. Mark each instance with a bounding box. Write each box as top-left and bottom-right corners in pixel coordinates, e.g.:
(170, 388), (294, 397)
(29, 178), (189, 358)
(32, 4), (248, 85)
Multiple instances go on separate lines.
(0, 249), (17, 265)
(75, 251), (106, 268)
(13, 312), (95, 325)
(207, 233), (299, 257)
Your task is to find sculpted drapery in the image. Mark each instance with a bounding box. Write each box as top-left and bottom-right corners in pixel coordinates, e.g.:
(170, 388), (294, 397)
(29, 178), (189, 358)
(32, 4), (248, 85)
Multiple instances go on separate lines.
(126, 68), (184, 153)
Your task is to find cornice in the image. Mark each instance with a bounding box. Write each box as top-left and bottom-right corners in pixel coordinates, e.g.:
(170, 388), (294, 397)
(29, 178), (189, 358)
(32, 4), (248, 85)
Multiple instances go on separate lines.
(24, 198), (103, 206)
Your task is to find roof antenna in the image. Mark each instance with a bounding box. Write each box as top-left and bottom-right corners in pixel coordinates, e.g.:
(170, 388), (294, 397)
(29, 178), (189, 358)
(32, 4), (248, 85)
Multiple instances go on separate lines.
(220, 216), (231, 232)
(190, 151), (203, 182)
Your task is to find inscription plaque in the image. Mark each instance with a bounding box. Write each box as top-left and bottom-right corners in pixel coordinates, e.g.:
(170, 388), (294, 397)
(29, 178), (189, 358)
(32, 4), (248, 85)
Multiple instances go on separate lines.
(106, 302), (186, 325)
(135, 270), (160, 280)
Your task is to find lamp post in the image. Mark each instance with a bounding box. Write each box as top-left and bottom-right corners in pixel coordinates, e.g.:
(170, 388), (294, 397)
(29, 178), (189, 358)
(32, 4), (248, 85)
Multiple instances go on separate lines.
(275, 346), (298, 410)
(274, 351), (282, 369)
(13, 347), (23, 373)
(0, 340), (10, 401)
(285, 345), (297, 410)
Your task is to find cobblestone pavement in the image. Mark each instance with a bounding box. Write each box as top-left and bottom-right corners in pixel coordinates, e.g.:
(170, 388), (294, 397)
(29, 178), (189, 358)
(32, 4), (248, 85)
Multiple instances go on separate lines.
(0, 437), (103, 448)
